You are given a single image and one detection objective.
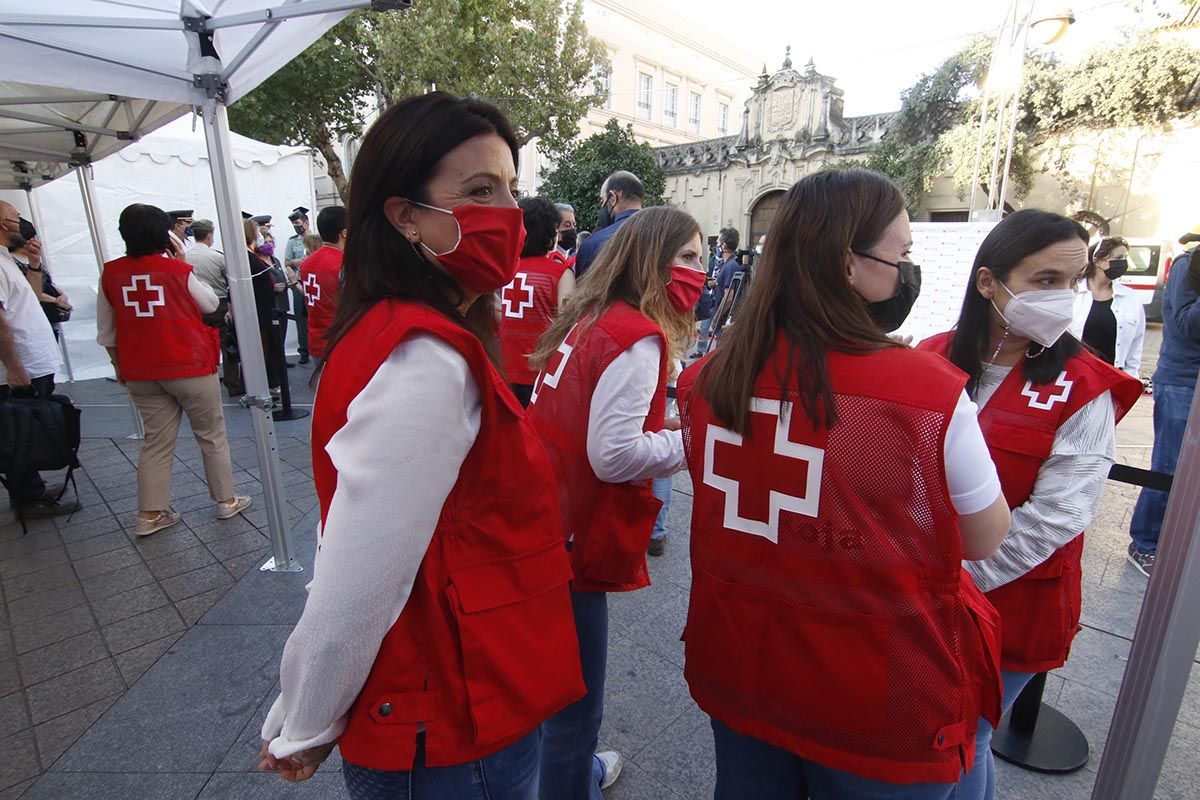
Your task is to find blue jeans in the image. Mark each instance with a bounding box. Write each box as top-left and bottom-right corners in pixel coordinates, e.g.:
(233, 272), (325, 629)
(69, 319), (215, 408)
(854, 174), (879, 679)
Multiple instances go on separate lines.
(710, 718), (963, 799)
(1130, 383), (1194, 552)
(963, 670), (1037, 800)
(2, 374), (54, 504)
(651, 477), (673, 541)
(540, 590), (609, 800)
(342, 729), (540, 800)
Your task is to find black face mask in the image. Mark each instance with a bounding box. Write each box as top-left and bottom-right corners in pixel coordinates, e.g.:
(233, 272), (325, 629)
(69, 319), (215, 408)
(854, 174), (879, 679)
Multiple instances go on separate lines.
(183, 226), (193, 238)
(558, 229), (577, 250)
(293, 224), (305, 236)
(852, 250), (922, 333)
(596, 195), (615, 230)
(1104, 258), (1129, 280)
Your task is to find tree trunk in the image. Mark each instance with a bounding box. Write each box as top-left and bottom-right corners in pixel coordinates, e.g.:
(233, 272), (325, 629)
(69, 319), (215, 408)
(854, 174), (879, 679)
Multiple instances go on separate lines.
(313, 125), (350, 204)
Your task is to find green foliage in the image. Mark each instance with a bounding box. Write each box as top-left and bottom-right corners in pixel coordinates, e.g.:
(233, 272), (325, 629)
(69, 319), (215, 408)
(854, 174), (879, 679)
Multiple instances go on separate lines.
(363, 0), (608, 154)
(537, 119), (666, 231)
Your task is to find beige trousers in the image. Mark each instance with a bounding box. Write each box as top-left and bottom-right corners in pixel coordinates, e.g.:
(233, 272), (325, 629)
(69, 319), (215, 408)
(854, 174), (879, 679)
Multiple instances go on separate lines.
(126, 373), (236, 512)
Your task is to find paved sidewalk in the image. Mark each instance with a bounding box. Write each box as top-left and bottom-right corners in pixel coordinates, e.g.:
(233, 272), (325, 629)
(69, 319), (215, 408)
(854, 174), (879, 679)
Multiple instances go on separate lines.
(1, 338), (1198, 798)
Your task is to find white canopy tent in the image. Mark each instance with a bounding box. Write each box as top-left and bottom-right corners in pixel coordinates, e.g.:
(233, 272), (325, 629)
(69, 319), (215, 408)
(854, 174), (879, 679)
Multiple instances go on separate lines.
(0, 115), (315, 381)
(0, 0), (400, 574)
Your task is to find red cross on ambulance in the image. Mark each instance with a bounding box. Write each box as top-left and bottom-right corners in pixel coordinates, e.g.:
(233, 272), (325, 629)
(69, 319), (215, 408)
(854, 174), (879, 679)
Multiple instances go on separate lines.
(501, 273), (534, 319)
(122, 274), (165, 318)
(1020, 372), (1074, 411)
(703, 397), (825, 544)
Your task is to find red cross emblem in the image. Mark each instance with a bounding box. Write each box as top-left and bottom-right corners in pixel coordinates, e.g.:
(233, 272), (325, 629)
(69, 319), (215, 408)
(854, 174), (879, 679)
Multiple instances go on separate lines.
(303, 272), (321, 307)
(501, 273), (534, 319)
(529, 338), (573, 405)
(1021, 371), (1073, 411)
(121, 274), (165, 318)
(703, 398), (824, 543)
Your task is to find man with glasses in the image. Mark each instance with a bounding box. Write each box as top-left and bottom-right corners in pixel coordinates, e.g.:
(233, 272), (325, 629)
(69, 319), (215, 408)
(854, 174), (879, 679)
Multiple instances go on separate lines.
(0, 201), (76, 517)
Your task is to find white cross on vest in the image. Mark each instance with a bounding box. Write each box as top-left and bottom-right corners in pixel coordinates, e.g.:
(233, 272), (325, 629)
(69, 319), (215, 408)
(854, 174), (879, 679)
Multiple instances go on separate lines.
(501, 273), (535, 319)
(703, 397), (825, 544)
(529, 338), (573, 405)
(1021, 372), (1074, 411)
(121, 274), (166, 318)
(303, 272), (322, 307)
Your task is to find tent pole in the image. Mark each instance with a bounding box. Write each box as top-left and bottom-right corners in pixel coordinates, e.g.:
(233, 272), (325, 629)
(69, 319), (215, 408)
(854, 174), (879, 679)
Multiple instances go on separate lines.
(1093, 389), (1200, 796)
(76, 165), (143, 438)
(200, 100), (300, 574)
(24, 185), (72, 382)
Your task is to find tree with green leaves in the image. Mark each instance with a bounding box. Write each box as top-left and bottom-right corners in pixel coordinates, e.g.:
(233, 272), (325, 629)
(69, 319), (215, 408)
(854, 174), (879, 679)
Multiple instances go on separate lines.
(228, 17), (373, 202)
(537, 118), (666, 231)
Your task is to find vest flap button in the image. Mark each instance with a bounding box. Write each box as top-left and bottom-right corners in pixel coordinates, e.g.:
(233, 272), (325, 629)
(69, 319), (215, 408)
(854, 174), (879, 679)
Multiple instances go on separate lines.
(936, 734), (944, 746)
(379, 702), (392, 717)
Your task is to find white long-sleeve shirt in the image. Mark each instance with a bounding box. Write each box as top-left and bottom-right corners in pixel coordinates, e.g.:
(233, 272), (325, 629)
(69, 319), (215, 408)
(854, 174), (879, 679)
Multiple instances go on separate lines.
(965, 363), (1116, 592)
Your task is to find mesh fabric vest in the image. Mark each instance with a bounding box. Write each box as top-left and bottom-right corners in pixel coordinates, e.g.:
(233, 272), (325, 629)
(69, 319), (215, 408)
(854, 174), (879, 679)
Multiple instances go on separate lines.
(499, 255), (569, 384)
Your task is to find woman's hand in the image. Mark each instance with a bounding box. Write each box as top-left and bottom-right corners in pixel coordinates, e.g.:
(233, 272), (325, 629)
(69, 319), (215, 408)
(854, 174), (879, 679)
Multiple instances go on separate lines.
(258, 740), (335, 783)
(55, 295), (72, 310)
(662, 417), (682, 432)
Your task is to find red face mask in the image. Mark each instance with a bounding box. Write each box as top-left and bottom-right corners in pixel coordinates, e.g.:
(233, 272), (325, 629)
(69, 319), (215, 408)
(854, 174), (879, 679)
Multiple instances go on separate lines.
(665, 264), (707, 314)
(412, 201), (527, 294)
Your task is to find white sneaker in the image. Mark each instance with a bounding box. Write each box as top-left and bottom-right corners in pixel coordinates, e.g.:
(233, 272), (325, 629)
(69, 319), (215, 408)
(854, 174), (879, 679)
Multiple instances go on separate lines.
(596, 750), (623, 790)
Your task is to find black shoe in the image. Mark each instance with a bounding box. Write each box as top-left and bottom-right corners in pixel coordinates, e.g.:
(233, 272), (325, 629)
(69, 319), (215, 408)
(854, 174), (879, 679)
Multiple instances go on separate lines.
(648, 537), (667, 557)
(1127, 542), (1155, 577)
(298, 355), (310, 365)
(20, 497), (81, 518)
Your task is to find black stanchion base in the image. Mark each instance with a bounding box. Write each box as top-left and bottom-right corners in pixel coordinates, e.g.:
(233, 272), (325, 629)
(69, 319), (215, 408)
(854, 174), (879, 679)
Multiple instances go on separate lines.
(272, 408), (310, 422)
(991, 702), (1090, 774)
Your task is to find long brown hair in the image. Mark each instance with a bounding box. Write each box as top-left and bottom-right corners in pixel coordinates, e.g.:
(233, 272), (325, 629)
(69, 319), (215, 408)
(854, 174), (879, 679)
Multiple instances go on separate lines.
(530, 206), (700, 370)
(320, 92), (520, 371)
(698, 169), (902, 434)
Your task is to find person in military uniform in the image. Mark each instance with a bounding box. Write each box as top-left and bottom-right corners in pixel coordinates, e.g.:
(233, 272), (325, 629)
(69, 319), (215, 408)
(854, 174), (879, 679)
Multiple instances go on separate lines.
(284, 206), (311, 364)
(166, 209), (193, 258)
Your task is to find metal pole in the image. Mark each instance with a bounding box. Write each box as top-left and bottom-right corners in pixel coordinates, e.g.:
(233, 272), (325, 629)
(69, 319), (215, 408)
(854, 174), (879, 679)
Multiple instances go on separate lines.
(76, 165), (144, 438)
(997, 3), (1033, 215)
(199, 100), (300, 574)
(1093, 386), (1200, 798)
(968, 85), (990, 216)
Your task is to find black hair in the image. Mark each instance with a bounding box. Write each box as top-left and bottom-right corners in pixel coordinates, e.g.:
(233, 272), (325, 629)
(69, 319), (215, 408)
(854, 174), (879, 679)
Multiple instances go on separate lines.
(519, 196), (561, 257)
(948, 209), (1088, 397)
(604, 171), (645, 201)
(719, 227), (740, 252)
(321, 92), (521, 373)
(317, 206), (347, 244)
(118, 203), (172, 258)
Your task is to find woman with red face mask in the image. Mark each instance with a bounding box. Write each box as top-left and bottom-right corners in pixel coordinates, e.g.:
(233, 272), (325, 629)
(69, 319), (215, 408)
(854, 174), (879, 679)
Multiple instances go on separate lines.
(258, 93), (585, 800)
(527, 206), (707, 800)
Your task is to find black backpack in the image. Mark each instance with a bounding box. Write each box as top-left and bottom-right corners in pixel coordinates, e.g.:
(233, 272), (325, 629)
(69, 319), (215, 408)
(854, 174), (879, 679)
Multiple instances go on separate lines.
(0, 393), (81, 530)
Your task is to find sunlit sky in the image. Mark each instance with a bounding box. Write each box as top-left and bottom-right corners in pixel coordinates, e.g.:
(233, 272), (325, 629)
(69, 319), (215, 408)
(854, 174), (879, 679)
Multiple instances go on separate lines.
(654, 0), (1170, 116)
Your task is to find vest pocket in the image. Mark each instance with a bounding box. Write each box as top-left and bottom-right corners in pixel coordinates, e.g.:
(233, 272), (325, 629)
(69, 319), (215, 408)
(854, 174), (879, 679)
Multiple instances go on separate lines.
(685, 566), (889, 735)
(447, 541), (584, 746)
(574, 481), (661, 587)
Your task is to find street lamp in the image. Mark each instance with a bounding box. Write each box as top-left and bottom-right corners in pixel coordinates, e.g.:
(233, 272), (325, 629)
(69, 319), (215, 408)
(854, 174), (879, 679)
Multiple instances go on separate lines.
(968, 0), (1075, 220)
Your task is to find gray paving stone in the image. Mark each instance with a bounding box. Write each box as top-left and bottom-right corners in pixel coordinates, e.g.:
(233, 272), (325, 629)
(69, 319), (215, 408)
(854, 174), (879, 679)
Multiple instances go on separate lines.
(101, 605), (185, 655)
(604, 759), (685, 800)
(176, 586), (236, 626)
(5, 581), (87, 626)
(146, 543), (218, 581)
(0, 778), (35, 800)
(18, 630), (109, 686)
(0, 563), (77, 599)
(32, 692), (119, 770)
(206, 530), (271, 563)
(1159, 719), (1200, 800)
(161, 563), (235, 602)
(52, 624), (291, 773)
(0, 660), (21, 698)
(63, 531), (131, 561)
(0, 730), (40, 793)
(25, 658), (123, 725)
(0, 546), (67, 581)
(54, 502), (121, 527)
(90, 582), (171, 627)
(224, 548), (272, 579)
(0, 531), (63, 562)
(70, 546), (143, 581)
(1054, 627), (1132, 699)
(79, 561), (155, 602)
(621, 702), (714, 799)
(54, 514), (124, 544)
(129, 525), (203, 560)
(22, 772), (209, 800)
(11, 605), (95, 655)
(0, 690), (28, 739)
(599, 631), (695, 759)
(993, 758), (1097, 798)
(198, 771), (348, 799)
(114, 631), (184, 685)
(190, 516), (257, 544)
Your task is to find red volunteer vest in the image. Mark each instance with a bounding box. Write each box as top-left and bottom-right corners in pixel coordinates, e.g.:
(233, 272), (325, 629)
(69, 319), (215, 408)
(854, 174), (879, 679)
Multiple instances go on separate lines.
(527, 302), (667, 593)
(679, 341), (1003, 784)
(300, 245), (342, 359)
(313, 300), (585, 770)
(499, 255), (569, 384)
(919, 331), (1141, 672)
(100, 254), (219, 382)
